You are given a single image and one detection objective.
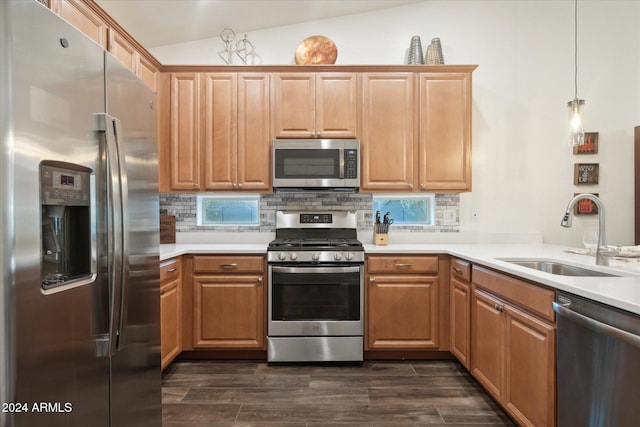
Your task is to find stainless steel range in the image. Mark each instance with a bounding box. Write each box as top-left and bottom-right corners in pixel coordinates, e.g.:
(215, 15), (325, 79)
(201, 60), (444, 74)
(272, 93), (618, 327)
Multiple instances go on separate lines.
(267, 211), (364, 362)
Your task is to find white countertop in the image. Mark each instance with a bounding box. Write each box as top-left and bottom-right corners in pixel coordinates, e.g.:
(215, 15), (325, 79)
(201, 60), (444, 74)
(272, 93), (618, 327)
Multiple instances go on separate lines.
(160, 241), (640, 315)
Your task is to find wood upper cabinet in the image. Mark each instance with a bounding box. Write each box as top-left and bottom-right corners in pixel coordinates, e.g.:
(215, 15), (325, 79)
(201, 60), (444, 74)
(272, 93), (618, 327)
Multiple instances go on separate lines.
(366, 255), (442, 350)
(108, 28), (137, 74)
(202, 73), (237, 190)
(419, 72), (472, 191)
(170, 73), (201, 191)
(50, 0), (109, 49)
(160, 257), (182, 370)
(167, 72), (270, 192)
(51, 1), (158, 92)
(191, 255), (266, 349)
(360, 73), (416, 191)
(108, 29), (158, 92)
(236, 73), (271, 190)
(471, 266), (556, 427)
(361, 68), (474, 193)
(272, 72), (358, 138)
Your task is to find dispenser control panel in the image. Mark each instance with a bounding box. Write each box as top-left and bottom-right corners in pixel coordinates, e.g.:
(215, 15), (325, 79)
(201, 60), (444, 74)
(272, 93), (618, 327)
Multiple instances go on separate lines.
(40, 164), (90, 206)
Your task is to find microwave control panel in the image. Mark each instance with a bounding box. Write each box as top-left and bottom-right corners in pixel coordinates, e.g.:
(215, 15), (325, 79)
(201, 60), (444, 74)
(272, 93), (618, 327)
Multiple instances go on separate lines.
(344, 149), (358, 179)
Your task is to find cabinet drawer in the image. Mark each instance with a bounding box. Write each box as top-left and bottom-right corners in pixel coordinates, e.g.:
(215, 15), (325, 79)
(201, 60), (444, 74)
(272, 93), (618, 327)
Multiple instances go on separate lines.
(472, 265), (555, 322)
(367, 255), (439, 274)
(451, 258), (471, 282)
(193, 255), (264, 274)
(160, 257), (182, 284)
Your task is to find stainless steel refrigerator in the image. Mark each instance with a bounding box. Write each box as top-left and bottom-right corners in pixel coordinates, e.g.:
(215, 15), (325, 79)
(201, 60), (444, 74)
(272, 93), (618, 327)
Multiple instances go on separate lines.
(0, 1), (161, 426)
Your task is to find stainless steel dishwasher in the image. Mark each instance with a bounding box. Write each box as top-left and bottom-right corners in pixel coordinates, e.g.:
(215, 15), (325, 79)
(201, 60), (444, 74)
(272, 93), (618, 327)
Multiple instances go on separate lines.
(553, 291), (640, 427)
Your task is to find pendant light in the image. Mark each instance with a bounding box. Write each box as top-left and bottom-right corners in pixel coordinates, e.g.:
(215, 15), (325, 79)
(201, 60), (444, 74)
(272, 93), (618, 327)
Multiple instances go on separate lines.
(567, 0), (585, 146)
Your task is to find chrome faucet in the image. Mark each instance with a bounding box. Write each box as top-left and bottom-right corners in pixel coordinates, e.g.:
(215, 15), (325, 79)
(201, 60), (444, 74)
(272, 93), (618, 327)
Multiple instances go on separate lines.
(561, 193), (607, 266)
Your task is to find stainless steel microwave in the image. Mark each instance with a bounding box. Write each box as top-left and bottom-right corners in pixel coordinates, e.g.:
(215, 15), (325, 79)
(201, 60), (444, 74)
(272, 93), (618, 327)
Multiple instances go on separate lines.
(272, 139), (360, 191)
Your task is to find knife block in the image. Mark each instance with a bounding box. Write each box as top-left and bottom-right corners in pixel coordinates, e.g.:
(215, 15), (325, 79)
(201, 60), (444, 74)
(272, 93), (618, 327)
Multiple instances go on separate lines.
(373, 230), (388, 245)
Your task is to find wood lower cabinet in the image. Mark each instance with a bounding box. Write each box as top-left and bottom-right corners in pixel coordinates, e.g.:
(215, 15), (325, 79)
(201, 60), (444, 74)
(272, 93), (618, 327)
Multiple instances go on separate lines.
(471, 265), (556, 427)
(191, 255), (266, 349)
(160, 257), (182, 370)
(450, 258), (471, 368)
(366, 255), (450, 352)
(271, 72), (358, 138)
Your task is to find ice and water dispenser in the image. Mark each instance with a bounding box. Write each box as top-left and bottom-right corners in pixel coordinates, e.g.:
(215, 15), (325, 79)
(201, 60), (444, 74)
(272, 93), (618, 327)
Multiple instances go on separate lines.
(40, 162), (93, 290)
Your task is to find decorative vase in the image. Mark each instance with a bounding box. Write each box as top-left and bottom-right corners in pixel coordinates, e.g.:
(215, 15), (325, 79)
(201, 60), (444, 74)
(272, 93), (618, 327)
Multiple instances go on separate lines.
(407, 36), (424, 64)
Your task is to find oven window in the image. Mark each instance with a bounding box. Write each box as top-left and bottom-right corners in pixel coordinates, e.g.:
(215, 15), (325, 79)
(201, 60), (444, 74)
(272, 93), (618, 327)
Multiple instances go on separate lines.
(274, 149), (340, 179)
(271, 269), (360, 321)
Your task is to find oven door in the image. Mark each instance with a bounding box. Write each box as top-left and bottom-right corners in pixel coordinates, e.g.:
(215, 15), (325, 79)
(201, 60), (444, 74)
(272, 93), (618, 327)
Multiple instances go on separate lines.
(268, 264), (363, 336)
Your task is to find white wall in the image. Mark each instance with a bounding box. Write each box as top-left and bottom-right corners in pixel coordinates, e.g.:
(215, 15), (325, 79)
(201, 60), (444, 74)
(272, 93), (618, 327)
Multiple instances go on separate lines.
(152, 0), (640, 247)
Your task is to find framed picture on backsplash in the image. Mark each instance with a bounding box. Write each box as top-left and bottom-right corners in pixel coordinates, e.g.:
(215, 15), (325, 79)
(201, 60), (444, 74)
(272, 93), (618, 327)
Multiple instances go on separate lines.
(573, 132), (599, 154)
(573, 193), (599, 215)
(574, 163), (599, 185)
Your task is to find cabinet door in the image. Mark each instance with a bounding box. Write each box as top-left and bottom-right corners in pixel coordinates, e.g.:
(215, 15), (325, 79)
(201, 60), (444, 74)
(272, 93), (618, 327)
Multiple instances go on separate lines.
(170, 73), (201, 190)
(316, 73), (358, 138)
(471, 288), (504, 401)
(366, 274), (438, 349)
(450, 277), (471, 368)
(160, 279), (181, 370)
(51, 0), (109, 49)
(271, 73), (315, 138)
(137, 54), (158, 92)
(237, 73), (271, 191)
(108, 28), (138, 74)
(193, 275), (265, 349)
(504, 304), (556, 427)
(202, 73), (237, 190)
(361, 73), (416, 191)
(419, 73), (472, 191)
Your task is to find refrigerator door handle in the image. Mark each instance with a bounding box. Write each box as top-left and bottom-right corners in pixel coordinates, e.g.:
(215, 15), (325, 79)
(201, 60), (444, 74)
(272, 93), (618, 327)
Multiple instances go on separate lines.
(112, 117), (130, 351)
(95, 113), (125, 357)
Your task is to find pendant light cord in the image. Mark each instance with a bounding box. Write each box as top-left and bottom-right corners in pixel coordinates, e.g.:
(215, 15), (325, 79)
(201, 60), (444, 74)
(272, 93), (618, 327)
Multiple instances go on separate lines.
(574, 0), (578, 99)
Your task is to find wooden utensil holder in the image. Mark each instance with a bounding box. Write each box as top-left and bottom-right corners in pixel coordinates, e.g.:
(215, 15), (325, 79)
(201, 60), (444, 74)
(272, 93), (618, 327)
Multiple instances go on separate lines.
(373, 230), (388, 245)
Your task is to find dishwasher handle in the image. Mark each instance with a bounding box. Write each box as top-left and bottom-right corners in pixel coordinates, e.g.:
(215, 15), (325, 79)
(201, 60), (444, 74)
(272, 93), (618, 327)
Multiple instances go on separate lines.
(553, 301), (640, 349)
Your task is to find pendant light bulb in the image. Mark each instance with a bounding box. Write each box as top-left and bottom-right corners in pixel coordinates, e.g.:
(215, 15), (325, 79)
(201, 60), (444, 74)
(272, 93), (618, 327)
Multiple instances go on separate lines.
(568, 98), (585, 146)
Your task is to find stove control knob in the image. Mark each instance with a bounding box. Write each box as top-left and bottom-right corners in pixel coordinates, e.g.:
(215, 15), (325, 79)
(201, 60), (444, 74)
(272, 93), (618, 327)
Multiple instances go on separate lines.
(289, 252), (297, 261)
(278, 252), (286, 261)
(345, 252), (354, 261)
(334, 252), (343, 261)
(312, 253), (320, 261)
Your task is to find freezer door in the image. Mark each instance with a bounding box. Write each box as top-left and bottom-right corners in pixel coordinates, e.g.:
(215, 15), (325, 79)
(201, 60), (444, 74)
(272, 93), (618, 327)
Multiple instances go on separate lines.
(104, 52), (161, 427)
(4, 1), (110, 426)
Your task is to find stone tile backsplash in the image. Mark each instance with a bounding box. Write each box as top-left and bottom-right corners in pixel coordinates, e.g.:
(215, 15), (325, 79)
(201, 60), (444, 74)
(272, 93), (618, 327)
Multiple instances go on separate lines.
(160, 192), (459, 233)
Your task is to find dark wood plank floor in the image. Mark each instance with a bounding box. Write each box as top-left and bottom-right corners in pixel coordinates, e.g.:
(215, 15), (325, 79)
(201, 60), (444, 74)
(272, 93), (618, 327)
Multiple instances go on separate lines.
(162, 360), (515, 426)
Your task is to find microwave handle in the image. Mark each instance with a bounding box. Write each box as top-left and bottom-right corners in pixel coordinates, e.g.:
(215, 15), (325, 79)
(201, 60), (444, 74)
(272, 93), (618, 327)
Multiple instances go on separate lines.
(339, 148), (344, 179)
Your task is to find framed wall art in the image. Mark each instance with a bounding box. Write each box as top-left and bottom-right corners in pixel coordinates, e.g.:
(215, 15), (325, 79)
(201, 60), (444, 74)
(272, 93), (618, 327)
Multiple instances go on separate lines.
(574, 163), (599, 185)
(573, 132), (599, 154)
(573, 193), (599, 215)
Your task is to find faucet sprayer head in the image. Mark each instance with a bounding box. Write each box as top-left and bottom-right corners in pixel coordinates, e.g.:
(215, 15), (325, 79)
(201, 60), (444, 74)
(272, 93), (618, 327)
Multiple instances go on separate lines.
(560, 210), (573, 227)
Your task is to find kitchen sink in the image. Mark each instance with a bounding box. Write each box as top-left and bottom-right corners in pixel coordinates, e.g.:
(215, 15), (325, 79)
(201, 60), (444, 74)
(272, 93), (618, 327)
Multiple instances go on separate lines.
(499, 259), (623, 277)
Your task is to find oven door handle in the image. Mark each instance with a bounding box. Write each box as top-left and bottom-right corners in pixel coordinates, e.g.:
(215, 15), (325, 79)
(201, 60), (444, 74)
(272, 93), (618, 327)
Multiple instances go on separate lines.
(271, 266), (361, 274)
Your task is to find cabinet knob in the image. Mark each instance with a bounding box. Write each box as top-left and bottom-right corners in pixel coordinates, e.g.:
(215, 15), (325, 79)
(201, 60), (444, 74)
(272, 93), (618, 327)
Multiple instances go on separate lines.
(453, 267), (463, 274)
(237, 183), (243, 189)
(369, 278), (376, 283)
(194, 184), (200, 190)
(257, 277), (263, 283)
(408, 184), (413, 190)
(494, 304), (504, 312)
(420, 184), (426, 190)
(166, 268), (177, 273)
